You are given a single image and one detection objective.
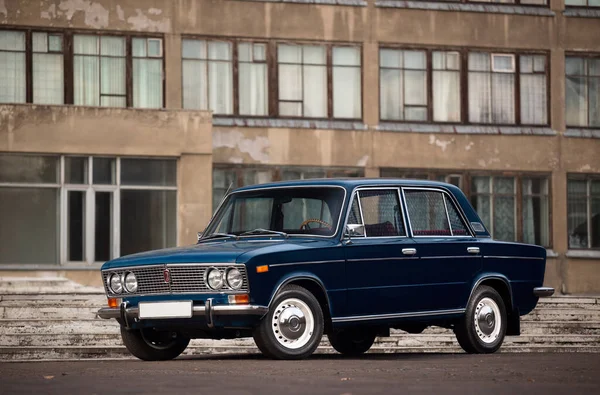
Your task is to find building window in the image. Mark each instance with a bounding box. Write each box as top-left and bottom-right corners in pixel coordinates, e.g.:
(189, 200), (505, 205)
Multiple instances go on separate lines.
(566, 56), (600, 128)
(0, 154), (176, 265)
(239, 42), (268, 116)
(132, 37), (164, 109)
(0, 30), (26, 104)
(212, 166), (364, 212)
(565, 0), (600, 6)
(381, 169), (551, 246)
(379, 48), (548, 125)
(568, 176), (600, 249)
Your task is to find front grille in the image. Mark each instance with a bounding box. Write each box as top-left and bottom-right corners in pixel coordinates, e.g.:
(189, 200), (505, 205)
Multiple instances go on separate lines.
(102, 264), (249, 297)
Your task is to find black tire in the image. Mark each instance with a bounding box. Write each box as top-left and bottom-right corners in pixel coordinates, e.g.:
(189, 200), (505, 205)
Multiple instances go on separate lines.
(253, 285), (324, 360)
(328, 328), (376, 356)
(120, 326), (190, 361)
(454, 285), (507, 354)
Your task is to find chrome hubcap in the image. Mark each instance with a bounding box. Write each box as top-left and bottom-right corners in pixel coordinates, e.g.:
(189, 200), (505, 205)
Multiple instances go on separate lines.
(271, 298), (314, 349)
(474, 297), (501, 344)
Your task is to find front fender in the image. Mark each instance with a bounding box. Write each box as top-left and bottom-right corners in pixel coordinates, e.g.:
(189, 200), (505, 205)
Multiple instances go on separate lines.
(267, 271), (330, 308)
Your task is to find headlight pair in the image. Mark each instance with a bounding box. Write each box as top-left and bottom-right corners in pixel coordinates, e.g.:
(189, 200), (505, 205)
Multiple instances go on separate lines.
(107, 272), (137, 294)
(205, 267), (243, 290)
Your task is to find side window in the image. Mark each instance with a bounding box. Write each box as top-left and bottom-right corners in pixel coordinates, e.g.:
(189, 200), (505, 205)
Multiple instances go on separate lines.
(445, 196), (469, 236)
(358, 190), (406, 237)
(347, 195), (362, 225)
(404, 190), (451, 236)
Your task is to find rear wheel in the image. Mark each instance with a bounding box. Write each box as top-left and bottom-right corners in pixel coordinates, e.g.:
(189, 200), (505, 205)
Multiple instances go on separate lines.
(328, 328), (376, 356)
(253, 285), (324, 360)
(454, 285), (507, 354)
(120, 326), (190, 361)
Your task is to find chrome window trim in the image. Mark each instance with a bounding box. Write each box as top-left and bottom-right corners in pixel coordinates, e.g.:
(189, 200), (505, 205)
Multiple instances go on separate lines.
(203, 184), (347, 240)
(483, 256), (545, 261)
(420, 255), (480, 260)
(332, 308), (466, 323)
(268, 259), (345, 268)
(346, 256), (419, 262)
(401, 186), (475, 238)
(343, 186), (409, 239)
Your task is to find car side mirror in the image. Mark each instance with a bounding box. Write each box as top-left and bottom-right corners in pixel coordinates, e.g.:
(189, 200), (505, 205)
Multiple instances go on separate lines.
(345, 224), (365, 238)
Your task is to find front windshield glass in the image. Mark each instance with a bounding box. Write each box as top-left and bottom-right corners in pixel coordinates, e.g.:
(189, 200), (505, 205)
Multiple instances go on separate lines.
(203, 187), (345, 238)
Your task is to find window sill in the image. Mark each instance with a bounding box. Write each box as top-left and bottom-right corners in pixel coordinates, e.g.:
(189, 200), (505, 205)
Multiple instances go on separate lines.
(563, 8), (600, 18)
(231, 0), (368, 6)
(374, 1), (556, 17)
(213, 117), (368, 130)
(546, 249), (559, 258)
(376, 123), (556, 136)
(565, 129), (600, 139)
(566, 250), (600, 259)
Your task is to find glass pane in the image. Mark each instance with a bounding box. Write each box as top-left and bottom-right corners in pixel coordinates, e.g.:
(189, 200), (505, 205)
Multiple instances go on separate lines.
(278, 45), (301, 63)
(238, 42), (252, 62)
(148, 39), (161, 57)
(208, 41), (231, 61)
(279, 102), (302, 117)
(303, 65), (327, 117)
(95, 192), (112, 262)
(33, 53), (64, 104)
(520, 74), (547, 125)
(100, 36), (125, 56)
(278, 64), (302, 101)
(213, 168), (237, 213)
(333, 46), (360, 66)
(494, 177), (514, 194)
(590, 59), (600, 77)
(359, 190), (405, 237)
(120, 158), (176, 187)
(471, 195), (491, 230)
(491, 73), (515, 124)
(523, 193), (549, 246)
(32, 32), (48, 52)
(568, 195), (588, 248)
(380, 49), (401, 68)
(592, 180), (600, 195)
(74, 56), (100, 106)
(433, 70), (461, 122)
(68, 190), (86, 261)
(100, 96), (126, 107)
(0, 154), (58, 183)
(347, 196), (362, 225)
(568, 179), (588, 194)
(565, 57), (585, 76)
(566, 76), (588, 126)
(520, 55), (533, 73)
(65, 157), (88, 184)
(446, 197), (469, 236)
(404, 50), (426, 69)
(592, 198), (600, 248)
(182, 39), (205, 59)
(472, 176), (491, 193)
(93, 157), (116, 184)
(73, 35), (98, 55)
(0, 51), (26, 103)
(405, 190), (451, 236)
(239, 63), (268, 116)
(469, 52), (490, 71)
(492, 55), (514, 72)
(101, 57), (126, 95)
(333, 66), (361, 119)
(591, 77), (600, 127)
(48, 35), (62, 52)
(253, 44), (266, 62)
(132, 38), (146, 57)
(494, 196), (515, 241)
(533, 55), (546, 73)
(0, 31), (25, 51)
(380, 68), (402, 120)
(0, 188), (58, 264)
(133, 58), (163, 109)
(468, 71), (492, 123)
(405, 107), (427, 121)
(404, 70), (427, 105)
(182, 59), (207, 110)
(303, 45), (326, 65)
(208, 60), (232, 114)
(120, 190), (176, 256)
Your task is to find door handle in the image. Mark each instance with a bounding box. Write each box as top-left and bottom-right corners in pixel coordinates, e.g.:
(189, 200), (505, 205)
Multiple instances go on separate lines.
(402, 248), (417, 256)
(467, 247), (480, 254)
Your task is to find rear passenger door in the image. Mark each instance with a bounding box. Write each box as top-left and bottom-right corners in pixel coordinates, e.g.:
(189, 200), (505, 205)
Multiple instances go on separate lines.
(403, 188), (482, 311)
(343, 188), (423, 317)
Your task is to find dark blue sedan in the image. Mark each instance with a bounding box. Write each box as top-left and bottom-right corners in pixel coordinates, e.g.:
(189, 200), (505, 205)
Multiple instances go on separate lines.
(98, 179), (554, 360)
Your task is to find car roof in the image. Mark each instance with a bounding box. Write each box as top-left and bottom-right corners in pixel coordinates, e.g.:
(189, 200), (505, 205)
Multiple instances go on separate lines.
(234, 178), (456, 192)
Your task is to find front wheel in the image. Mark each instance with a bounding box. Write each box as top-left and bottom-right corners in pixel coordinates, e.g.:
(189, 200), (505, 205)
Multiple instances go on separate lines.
(253, 285), (324, 360)
(120, 326), (190, 361)
(328, 328), (376, 356)
(454, 285), (507, 354)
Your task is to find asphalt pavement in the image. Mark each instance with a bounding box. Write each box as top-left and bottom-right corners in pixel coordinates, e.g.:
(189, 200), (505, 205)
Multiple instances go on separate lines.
(1, 353), (599, 394)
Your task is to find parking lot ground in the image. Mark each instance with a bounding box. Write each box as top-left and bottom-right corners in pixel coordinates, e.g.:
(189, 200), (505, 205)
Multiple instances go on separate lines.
(1, 353), (599, 394)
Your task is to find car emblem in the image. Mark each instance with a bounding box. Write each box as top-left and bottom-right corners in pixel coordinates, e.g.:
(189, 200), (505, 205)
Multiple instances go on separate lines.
(163, 268), (171, 284)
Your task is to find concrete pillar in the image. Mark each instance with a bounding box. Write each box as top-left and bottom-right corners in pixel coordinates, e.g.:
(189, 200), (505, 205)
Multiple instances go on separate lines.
(165, 33), (182, 109)
(362, 41), (379, 128)
(178, 154), (213, 246)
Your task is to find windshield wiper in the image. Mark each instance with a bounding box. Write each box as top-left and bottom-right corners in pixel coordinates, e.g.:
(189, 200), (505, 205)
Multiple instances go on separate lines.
(200, 232), (239, 241)
(240, 228), (289, 238)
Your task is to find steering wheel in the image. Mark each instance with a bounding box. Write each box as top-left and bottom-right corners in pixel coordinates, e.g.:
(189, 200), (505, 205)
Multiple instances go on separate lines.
(299, 218), (332, 230)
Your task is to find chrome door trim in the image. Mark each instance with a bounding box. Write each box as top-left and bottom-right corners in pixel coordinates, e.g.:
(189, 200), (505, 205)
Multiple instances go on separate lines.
(332, 308), (466, 323)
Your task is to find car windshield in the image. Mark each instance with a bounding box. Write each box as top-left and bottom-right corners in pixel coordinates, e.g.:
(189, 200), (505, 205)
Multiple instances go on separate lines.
(203, 187), (345, 239)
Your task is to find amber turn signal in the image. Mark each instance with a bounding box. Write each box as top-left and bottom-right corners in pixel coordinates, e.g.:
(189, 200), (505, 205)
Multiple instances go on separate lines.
(256, 265), (269, 273)
(107, 298), (121, 308)
(228, 294), (250, 304)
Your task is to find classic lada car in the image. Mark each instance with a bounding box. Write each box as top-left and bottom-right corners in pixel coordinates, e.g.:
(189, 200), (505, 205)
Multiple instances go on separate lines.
(98, 179), (554, 360)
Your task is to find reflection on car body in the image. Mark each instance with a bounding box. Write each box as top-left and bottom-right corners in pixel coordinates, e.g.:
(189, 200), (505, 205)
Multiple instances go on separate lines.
(98, 179), (553, 360)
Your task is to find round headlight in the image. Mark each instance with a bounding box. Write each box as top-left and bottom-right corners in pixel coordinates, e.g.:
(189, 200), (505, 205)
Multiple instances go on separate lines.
(124, 272), (138, 293)
(109, 273), (123, 294)
(206, 268), (224, 290)
(226, 268), (243, 290)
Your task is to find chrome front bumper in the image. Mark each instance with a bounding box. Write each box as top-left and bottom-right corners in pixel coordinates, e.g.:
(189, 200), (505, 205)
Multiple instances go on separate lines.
(97, 299), (268, 328)
(533, 287), (555, 297)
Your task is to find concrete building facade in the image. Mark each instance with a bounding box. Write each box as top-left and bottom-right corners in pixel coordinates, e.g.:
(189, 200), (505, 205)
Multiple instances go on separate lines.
(0, 0), (599, 293)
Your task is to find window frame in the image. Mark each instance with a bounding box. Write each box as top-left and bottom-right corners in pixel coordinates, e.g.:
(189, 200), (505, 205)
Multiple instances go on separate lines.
(423, 0), (549, 5)
(567, 174), (600, 250)
(345, 187), (408, 239)
(565, 52), (600, 129)
(377, 45), (551, 127)
(182, 36), (363, 121)
(0, 27), (165, 108)
(401, 187), (474, 238)
(564, 0), (600, 7)
(381, 169), (553, 247)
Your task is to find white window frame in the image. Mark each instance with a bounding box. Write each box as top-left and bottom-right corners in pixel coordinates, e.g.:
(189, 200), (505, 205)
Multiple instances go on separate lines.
(491, 53), (516, 73)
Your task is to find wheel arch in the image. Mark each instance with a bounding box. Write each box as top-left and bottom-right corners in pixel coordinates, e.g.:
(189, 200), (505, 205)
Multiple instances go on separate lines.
(269, 273), (333, 334)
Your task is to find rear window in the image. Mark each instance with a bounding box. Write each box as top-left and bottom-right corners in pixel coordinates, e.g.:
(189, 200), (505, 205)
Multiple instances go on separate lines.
(404, 189), (470, 237)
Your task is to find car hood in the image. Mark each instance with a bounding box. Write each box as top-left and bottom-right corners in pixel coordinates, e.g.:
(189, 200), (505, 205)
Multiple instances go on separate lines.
(101, 238), (337, 270)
